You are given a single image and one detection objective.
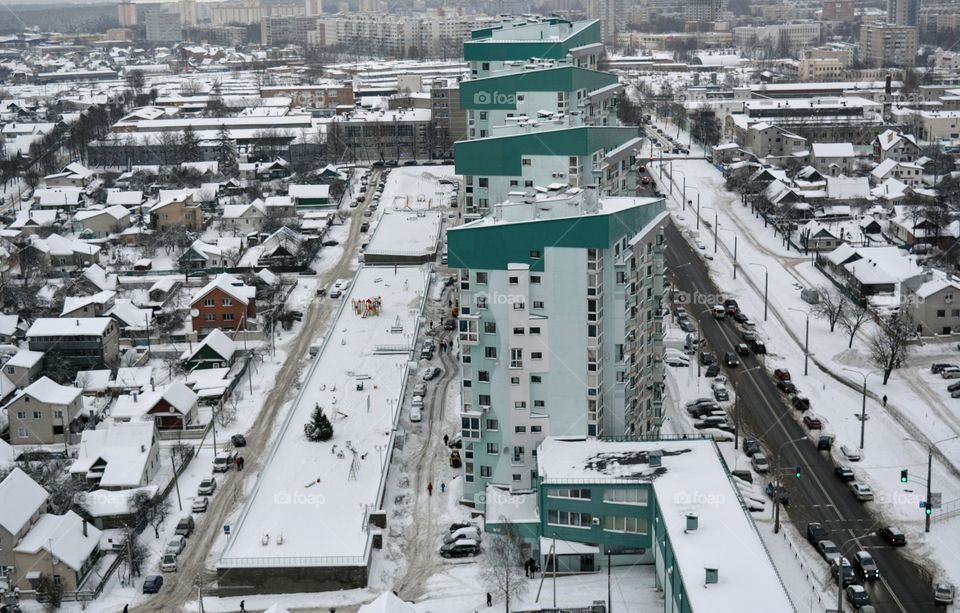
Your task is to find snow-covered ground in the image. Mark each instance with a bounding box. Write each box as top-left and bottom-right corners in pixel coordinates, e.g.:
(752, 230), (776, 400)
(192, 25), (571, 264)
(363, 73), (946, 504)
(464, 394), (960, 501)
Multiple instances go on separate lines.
(649, 151), (960, 586)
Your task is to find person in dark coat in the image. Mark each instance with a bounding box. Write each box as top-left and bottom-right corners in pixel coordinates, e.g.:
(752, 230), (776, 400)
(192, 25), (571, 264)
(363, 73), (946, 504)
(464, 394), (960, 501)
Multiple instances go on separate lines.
(487, 592), (493, 606)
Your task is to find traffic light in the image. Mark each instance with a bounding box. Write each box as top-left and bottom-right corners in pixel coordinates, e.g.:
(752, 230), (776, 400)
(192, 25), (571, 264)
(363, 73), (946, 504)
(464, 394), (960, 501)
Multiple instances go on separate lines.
(900, 469), (909, 483)
(795, 466), (802, 479)
(926, 505), (933, 516)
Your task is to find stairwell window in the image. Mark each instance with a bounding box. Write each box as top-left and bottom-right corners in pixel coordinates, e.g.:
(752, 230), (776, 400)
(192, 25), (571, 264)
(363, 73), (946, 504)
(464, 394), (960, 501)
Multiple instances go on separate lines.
(510, 348), (523, 368)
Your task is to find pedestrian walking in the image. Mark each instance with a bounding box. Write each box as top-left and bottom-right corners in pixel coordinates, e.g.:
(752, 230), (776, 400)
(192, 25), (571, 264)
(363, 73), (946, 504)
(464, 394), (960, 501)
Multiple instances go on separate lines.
(882, 394), (888, 407)
(123, 606), (129, 613)
(429, 320), (433, 329)
(487, 592), (492, 607)
(441, 482), (446, 493)
(443, 434), (449, 446)
(427, 482), (433, 496)
(240, 600), (246, 612)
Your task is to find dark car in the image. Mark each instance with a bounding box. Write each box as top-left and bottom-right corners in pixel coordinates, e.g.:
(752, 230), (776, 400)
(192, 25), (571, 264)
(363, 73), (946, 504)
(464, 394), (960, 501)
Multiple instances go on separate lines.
(449, 521), (479, 533)
(731, 469), (753, 483)
(724, 298), (739, 315)
(835, 465), (855, 481)
(360, 222), (370, 232)
(443, 318), (456, 330)
(807, 522), (828, 545)
(735, 343), (750, 355)
(678, 319), (695, 333)
(854, 550), (879, 580)
(749, 339), (767, 354)
(732, 312), (749, 324)
(948, 380), (960, 393)
(230, 434), (247, 448)
(931, 363), (957, 374)
(143, 575), (164, 594)
(705, 364), (721, 377)
(700, 351), (717, 366)
(791, 395), (811, 411)
(878, 526), (906, 546)
(724, 352), (740, 366)
(322, 240), (339, 247)
(846, 585), (871, 608)
(765, 483), (789, 505)
(688, 405), (722, 418)
(0, 606), (23, 613)
(439, 539), (480, 558)
(777, 379), (797, 394)
(831, 558), (856, 587)
(774, 368), (792, 381)
(743, 438), (761, 457)
(803, 415), (823, 429)
(741, 331), (757, 342)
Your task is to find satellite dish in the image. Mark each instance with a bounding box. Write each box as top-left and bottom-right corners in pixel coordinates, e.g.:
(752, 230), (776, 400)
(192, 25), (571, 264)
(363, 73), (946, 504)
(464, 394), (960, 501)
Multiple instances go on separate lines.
(190, 309), (200, 317)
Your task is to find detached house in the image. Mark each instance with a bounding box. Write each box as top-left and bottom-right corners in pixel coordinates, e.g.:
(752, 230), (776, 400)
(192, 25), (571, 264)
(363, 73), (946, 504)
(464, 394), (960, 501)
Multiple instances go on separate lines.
(180, 238), (242, 271)
(181, 328), (236, 371)
(190, 274), (256, 334)
(26, 317), (121, 369)
(150, 192), (203, 232)
(810, 143), (857, 177)
(14, 510), (102, 594)
(0, 469), (48, 587)
(902, 273), (960, 336)
(73, 205), (131, 238)
(70, 421), (160, 489)
(3, 376), (83, 446)
(111, 381), (198, 430)
(43, 162), (94, 188)
(28, 234), (100, 271)
(874, 129), (920, 163)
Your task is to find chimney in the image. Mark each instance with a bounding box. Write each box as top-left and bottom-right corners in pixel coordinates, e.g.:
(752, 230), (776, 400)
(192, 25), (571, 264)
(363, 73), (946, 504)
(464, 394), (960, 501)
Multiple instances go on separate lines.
(82, 520), (88, 537)
(885, 75), (892, 95)
(648, 451), (662, 467)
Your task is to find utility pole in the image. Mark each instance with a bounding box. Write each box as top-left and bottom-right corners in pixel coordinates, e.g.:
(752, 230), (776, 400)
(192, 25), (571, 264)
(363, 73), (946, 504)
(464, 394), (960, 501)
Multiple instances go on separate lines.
(607, 550), (612, 613)
(926, 450), (933, 533)
(171, 451), (182, 510)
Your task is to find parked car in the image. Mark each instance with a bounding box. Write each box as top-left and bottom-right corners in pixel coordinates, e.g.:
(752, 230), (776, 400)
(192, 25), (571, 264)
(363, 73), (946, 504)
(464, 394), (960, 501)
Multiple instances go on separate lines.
(846, 585), (871, 608)
(665, 355), (691, 367)
(942, 367), (960, 379)
(439, 539), (480, 558)
(803, 414), (823, 429)
(931, 363), (957, 374)
(735, 343), (750, 355)
(724, 352), (740, 366)
(443, 526), (481, 544)
(322, 240), (339, 247)
(807, 522), (828, 545)
(751, 452), (769, 473)
(831, 557), (856, 586)
(360, 222), (370, 232)
(192, 497), (208, 513)
(700, 351), (717, 365)
(705, 363), (720, 377)
(791, 395), (811, 411)
(732, 311), (749, 324)
(165, 536), (186, 556)
(841, 445), (863, 461)
(854, 551), (879, 581)
(449, 449), (461, 467)
(414, 382), (427, 396)
(949, 380), (960, 393)
(230, 434), (247, 448)
(175, 515), (195, 537)
(835, 465), (855, 481)
(817, 539), (841, 563)
(685, 397), (716, 408)
(731, 469), (753, 483)
(765, 483), (789, 505)
(878, 526), (906, 546)
(449, 521), (480, 533)
(143, 575), (164, 594)
(743, 438), (761, 457)
(934, 582), (956, 605)
(422, 367), (441, 381)
(749, 339), (767, 354)
(724, 298), (739, 314)
(198, 477), (217, 496)
(213, 451), (237, 473)
(774, 368), (792, 381)
(410, 405), (422, 422)
(741, 331), (756, 342)
(713, 386), (730, 401)
(443, 318), (456, 330)
(777, 380), (797, 394)
(850, 482), (874, 501)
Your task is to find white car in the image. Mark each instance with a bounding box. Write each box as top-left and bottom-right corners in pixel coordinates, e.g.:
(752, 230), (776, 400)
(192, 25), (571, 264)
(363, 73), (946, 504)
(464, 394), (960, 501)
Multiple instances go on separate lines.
(850, 482), (874, 501)
(161, 553), (178, 573)
(410, 405), (422, 422)
(751, 452), (770, 473)
(165, 535), (186, 556)
(841, 445), (862, 462)
(664, 355), (690, 367)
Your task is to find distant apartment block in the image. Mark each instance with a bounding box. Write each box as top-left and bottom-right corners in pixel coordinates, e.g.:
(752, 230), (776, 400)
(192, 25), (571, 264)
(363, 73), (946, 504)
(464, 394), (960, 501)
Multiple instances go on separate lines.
(860, 23), (918, 68)
(145, 9), (182, 42)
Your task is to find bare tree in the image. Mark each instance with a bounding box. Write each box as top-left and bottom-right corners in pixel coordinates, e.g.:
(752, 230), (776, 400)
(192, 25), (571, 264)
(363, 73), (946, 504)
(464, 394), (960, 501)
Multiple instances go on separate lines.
(37, 573), (64, 610)
(868, 314), (914, 384)
(217, 390), (241, 427)
(117, 526), (149, 580)
(840, 300), (871, 349)
(479, 517), (528, 612)
(812, 285), (846, 332)
(131, 490), (171, 539)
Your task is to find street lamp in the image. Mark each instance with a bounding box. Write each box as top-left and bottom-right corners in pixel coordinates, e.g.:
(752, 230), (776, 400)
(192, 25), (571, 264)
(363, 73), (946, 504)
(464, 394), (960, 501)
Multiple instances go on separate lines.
(788, 307), (810, 377)
(687, 186), (701, 229)
(749, 262), (769, 321)
(834, 527), (881, 613)
(672, 168), (687, 209)
(718, 226), (738, 279)
(904, 435), (960, 532)
(702, 206), (718, 252)
(773, 436), (807, 534)
(842, 368), (883, 449)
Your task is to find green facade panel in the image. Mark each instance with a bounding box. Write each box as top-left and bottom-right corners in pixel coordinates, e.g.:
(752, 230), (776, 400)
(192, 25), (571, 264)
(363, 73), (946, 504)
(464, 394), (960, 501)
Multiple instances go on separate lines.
(464, 20), (600, 61)
(459, 66), (618, 110)
(454, 126), (638, 177)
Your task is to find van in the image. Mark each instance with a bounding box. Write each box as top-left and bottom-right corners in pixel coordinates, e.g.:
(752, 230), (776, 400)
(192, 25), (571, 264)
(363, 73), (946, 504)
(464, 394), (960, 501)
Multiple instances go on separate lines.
(443, 526), (481, 544)
(213, 451), (236, 472)
(175, 516), (195, 537)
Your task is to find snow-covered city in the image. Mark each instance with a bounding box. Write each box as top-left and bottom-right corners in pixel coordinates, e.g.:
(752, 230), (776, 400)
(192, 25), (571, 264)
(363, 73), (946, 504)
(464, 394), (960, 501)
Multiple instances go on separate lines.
(2, 1), (960, 612)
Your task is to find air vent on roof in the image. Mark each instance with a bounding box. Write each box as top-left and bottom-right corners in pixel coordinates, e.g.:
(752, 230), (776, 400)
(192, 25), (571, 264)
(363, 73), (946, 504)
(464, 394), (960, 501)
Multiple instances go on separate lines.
(685, 513), (699, 532)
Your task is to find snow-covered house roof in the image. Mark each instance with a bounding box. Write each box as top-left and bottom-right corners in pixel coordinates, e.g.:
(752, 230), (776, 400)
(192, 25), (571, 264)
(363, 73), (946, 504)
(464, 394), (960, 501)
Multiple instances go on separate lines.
(62, 290), (116, 316)
(871, 178), (911, 202)
(73, 205), (129, 225)
(826, 176), (871, 200)
(811, 142), (856, 158)
(10, 209), (57, 229)
(105, 189), (144, 206)
(106, 299), (154, 329)
(0, 314), (19, 337)
(288, 184), (330, 199)
(180, 328), (236, 363)
(6, 376), (81, 408)
(26, 317), (114, 339)
(79, 264), (118, 292)
(358, 592), (416, 613)
(0, 468), (48, 535)
(255, 268), (280, 286)
(160, 381), (198, 414)
(75, 369), (112, 394)
(34, 187), (83, 207)
(31, 233), (100, 257)
(875, 129), (918, 152)
(14, 510), (102, 571)
(191, 273), (255, 306)
(222, 202), (265, 220)
(870, 158), (899, 181)
(69, 421), (157, 489)
(6, 348), (43, 369)
(110, 366), (153, 392)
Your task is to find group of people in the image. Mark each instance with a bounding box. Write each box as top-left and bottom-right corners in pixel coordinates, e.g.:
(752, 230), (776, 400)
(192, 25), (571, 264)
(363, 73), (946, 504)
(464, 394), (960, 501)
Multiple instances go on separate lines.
(426, 481), (446, 495)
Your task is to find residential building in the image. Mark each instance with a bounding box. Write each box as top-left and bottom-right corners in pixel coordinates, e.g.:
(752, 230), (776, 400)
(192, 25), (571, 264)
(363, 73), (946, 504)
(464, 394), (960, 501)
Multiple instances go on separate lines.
(902, 272), (960, 336)
(3, 349), (44, 388)
(588, 0), (619, 43)
(111, 381), (199, 430)
(26, 317), (120, 370)
(150, 192), (203, 232)
(289, 184), (332, 208)
(261, 15), (320, 46)
(69, 421), (161, 489)
(61, 291), (116, 318)
(798, 47), (854, 82)
(210, 0), (268, 25)
(725, 96), (885, 146)
(685, 0), (724, 23)
(448, 187), (666, 507)
(822, 0), (855, 21)
(180, 328), (236, 371)
(810, 142), (858, 176)
(14, 511), (102, 594)
(732, 22), (822, 53)
(73, 205), (131, 238)
(430, 77), (465, 159)
(27, 234), (101, 273)
(819, 244), (922, 299)
(0, 469), (47, 586)
(145, 9), (182, 42)
(260, 83), (354, 111)
(3, 376), (84, 446)
(180, 238), (242, 271)
(860, 23), (918, 68)
(325, 108), (432, 162)
(873, 129), (920, 162)
(892, 108), (960, 142)
(464, 18), (602, 79)
(888, 0), (918, 26)
(190, 273), (257, 334)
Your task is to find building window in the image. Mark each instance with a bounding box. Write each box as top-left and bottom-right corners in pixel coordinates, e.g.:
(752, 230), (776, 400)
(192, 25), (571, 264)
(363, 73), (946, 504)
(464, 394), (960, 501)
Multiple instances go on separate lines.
(531, 375), (542, 383)
(223, 313), (234, 321)
(205, 314), (216, 321)
(508, 276), (519, 285)
(478, 370), (490, 382)
(480, 465), (491, 477)
(522, 158), (532, 166)
(510, 348), (523, 368)
(18, 427), (28, 438)
(529, 327), (541, 335)
(484, 321), (497, 334)
(530, 275), (541, 284)
(484, 347), (497, 359)
(531, 425), (542, 433)
(32, 411), (41, 419)
(938, 310), (946, 318)
(603, 488), (649, 505)
(16, 411), (25, 419)
(514, 401), (526, 409)
(477, 295), (488, 309)
(534, 400), (545, 408)
(547, 510), (591, 528)
(478, 394), (491, 405)
(548, 488), (591, 499)
(513, 327), (524, 335)
(222, 298), (233, 306)
(603, 515), (648, 534)
(530, 250), (541, 258)
(513, 302), (525, 310)
(486, 443), (499, 454)
(531, 352), (543, 360)
(533, 301), (544, 309)
(515, 425), (526, 433)
(203, 298), (215, 307)
(476, 272), (488, 284)
(486, 419), (499, 430)
(510, 376), (520, 385)
(512, 474), (522, 481)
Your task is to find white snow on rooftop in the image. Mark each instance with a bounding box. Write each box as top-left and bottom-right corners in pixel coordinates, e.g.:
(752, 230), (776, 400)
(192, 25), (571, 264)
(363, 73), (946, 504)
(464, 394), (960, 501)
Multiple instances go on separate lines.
(364, 210), (442, 258)
(536, 438), (794, 612)
(14, 510), (102, 571)
(27, 317), (114, 337)
(220, 266), (428, 565)
(0, 468), (48, 535)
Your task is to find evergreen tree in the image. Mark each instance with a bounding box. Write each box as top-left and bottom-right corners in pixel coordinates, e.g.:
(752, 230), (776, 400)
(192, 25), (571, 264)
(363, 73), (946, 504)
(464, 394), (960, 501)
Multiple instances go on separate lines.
(304, 404), (334, 442)
(216, 124), (238, 178)
(181, 124), (201, 163)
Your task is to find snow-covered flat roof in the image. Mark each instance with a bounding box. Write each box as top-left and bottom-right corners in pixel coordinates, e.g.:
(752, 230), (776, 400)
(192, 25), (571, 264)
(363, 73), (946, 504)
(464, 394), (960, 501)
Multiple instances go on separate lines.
(220, 266), (429, 565)
(536, 438), (794, 612)
(365, 210), (442, 258)
(27, 317), (114, 338)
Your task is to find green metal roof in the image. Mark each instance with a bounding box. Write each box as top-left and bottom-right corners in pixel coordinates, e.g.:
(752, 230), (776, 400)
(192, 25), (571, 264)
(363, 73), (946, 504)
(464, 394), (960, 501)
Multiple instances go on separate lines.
(459, 66), (619, 110)
(464, 20), (601, 62)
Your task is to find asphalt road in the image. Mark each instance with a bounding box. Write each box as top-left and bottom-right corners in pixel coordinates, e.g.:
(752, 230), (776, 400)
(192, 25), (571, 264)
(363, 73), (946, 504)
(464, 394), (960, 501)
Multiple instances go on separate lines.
(664, 222), (934, 612)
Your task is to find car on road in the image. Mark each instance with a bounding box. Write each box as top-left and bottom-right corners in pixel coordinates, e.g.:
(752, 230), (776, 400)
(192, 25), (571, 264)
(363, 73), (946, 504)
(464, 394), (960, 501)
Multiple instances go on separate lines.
(360, 222), (370, 232)
(854, 551), (879, 580)
(831, 557), (856, 586)
(705, 363), (720, 377)
(841, 445), (862, 461)
(846, 585), (871, 609)
(699, 352), (717, 366)
(777, 379), (797, 394)
(791, 395), (811, 411)
(748, 339), (767, 354)
(735, 343), (750, 355)
(743, 438), (760, 457)
(948, 380), (960, 393)
(724, 352), (739, 366)
(935, 582), (956, 605)
(449, 449), (461, 467)
(192, 497), (208, 513)
(807, 522), (828, 545)
(765, 483), (789, 505)
(443, 318), (456, 330)
(439, 539), (480, 558)
(751, 452), (769, 473)
(175, 515), (195, 537)
(850, 482), (874, 501)
(732, 311), (749, 324)
(834, 465), (855, 481)
(802, 414), (823, 429)
(878, 526), (906, 546)
(724, 299), (739, 314)
(817, 539), (841, 563)
(422, 367), (442, 381)
(678, 319), (696, 333)
(687, 405), (722, 419)
(414, 382), (427, 396)
(165, 536), (186, 555)
(143, 575), (164, 594)
(713, 386), (729, 401)
(230, 434), (246, 448)
(213, 450), (237, 473)
(198, 477), (217, 496)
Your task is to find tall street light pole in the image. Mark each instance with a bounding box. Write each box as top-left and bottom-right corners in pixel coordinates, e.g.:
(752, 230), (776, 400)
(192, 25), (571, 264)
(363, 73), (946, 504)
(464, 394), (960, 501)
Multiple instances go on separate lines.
(773, 436), (807, 534)
(842, 369), (882, 450)
(718, 227), (738, 279)
(904, 435), (960, 532)
(749, 262), (768, 321)
(701, 206), (718, 253)
(687, 187), (701, 230)
(788, 307), (810, 376)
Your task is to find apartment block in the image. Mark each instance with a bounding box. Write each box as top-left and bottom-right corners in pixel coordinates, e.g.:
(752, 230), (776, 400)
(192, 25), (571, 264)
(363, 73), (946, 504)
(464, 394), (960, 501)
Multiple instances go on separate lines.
(464, 18), (603, 79)
(860, 23), (918, 68)
(448, 188), (666, 508)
